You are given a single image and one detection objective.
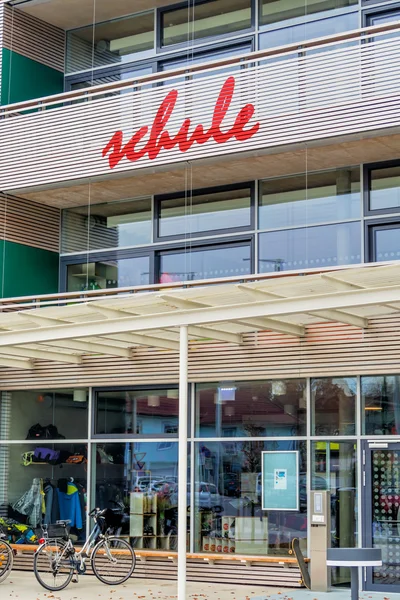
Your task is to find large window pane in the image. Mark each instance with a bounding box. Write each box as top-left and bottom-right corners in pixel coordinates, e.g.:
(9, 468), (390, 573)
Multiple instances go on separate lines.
(195, 380), (306, 437)
(158, 243), (251, 283)
(161, 0), (252, 48)
(260, 0), (357, 26)
(95, 389), (179, 437)
(66, 256), (150, 292)
(62, 198), (152, 253)
(312, 441), (357, 585)
(258, 222), (361, 272)
(66, 12), (154, 74)
(312, 377), (356, 436)
(362, 376), (400, 435)
(0, 443), (87, 540)
(372, 225), (400, 262)
(259, 168), (360, 230)
(194, 440), (307, 555)
(0, 389), (88, 441)
(369, 165), (400, 211)
(93, 442), (180, 550)
(158, 186), (252, 238)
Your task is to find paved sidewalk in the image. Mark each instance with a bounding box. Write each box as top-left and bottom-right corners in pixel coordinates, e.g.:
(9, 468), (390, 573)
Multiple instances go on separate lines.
(3, 573), (400, 600)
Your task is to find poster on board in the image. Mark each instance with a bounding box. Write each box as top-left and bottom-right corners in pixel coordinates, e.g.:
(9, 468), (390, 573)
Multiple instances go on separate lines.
(262, 451), (299, 511)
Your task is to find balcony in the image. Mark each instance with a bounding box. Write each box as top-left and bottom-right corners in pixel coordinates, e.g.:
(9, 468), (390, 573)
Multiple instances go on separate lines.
(1, 22), (400, 203)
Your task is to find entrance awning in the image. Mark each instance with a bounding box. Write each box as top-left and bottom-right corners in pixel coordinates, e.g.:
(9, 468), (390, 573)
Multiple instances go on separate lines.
(0, 263), (399, 370)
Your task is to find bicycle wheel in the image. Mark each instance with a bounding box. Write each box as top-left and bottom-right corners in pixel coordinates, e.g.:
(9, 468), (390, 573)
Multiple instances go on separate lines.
(91, 537), (135, 585)
(0, 540), (13, 584)
(33, 541), (74, 591)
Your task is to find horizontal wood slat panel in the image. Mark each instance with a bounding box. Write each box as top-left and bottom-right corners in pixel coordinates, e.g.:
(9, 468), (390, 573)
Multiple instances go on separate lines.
(2, 6), (64, 72)
(0, 194), (60, 252)
(1, 28), (400, 192)
(0, 316), (400, 388)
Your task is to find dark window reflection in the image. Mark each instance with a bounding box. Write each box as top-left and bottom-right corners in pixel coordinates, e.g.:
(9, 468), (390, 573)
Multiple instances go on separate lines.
(95, 389), (179, 436)
(158, 243), (251, 283)
(312, 377), (356, 436)
(67, 257), (150, 291)
(196, 380), (306, 437)
(362, 376), (400, 435)
(194, 440), (307, 555)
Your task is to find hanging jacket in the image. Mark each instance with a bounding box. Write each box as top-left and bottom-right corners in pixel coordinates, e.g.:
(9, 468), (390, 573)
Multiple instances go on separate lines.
(57, 483), (82, 529)
(12, 478), (43, 527)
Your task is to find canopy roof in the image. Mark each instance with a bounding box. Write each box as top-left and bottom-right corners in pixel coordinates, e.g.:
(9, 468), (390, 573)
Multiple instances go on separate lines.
(0, 263), (400, 369)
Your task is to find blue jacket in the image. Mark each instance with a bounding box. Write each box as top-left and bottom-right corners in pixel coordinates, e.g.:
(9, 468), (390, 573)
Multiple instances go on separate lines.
(57, 485), (83, 530)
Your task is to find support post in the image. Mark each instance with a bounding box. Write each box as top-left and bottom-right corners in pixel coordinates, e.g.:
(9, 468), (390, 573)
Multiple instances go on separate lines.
(178, 325), (188, 600)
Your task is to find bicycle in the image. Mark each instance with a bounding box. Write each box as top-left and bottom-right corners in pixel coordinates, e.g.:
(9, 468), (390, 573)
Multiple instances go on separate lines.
(33, 507), (136, 591)
(0, 529), (14, 584)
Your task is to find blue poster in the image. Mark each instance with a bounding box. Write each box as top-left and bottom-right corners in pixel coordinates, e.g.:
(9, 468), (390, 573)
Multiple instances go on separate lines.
(262, 450), (299, 511)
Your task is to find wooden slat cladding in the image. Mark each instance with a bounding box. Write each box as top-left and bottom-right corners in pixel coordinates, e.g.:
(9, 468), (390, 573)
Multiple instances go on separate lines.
(0, 194), (60, 253)
(1, 316), (400, 389)
(2, 5), (65, 73)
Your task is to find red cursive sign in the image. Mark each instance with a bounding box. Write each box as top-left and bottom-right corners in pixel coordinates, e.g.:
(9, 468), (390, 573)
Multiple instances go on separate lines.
(102, 76), (259, 169)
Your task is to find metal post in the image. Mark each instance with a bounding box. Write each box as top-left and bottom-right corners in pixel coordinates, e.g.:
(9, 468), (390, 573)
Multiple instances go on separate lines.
(178, 325), (188, 600)
(351, 566), (359, 600)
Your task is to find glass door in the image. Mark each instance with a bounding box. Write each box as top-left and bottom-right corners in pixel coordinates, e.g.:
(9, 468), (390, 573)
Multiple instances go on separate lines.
(364, 441), (400, 592)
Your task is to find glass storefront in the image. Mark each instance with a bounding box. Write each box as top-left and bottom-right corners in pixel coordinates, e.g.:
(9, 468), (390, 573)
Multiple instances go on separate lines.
(0, 374), (398, 573)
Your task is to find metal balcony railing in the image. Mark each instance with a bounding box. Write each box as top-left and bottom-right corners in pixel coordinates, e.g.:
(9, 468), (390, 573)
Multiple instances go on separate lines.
(0, 21), (400, 191)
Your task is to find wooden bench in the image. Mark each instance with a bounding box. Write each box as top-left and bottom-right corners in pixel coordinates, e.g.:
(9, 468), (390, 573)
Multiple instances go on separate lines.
(10, 545), (308, 587)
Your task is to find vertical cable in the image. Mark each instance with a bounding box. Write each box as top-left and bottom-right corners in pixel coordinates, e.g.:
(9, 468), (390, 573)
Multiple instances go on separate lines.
(85, 0), (96, 291)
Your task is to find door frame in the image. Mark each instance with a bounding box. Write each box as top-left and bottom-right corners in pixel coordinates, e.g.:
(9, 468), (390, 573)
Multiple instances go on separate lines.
(362, 439), (400, 592)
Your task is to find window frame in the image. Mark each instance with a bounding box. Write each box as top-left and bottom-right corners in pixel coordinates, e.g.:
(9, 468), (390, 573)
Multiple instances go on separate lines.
(366, 217), (400, 263)
(258, 2), (358, 32)
(364, 160), (400, 216)
(92, 385), (180, 440)
(60, 248), (155, 293)
(155, 235), (255, 283)
(362, 2), (400, 27)
(157, 0), (256, 52)
(154, 181), (255, 242)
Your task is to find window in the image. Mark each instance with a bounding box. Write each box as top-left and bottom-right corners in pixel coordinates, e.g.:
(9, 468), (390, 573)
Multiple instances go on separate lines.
(194, 440), (307, 554)
(368, 222), (400, 263)
(195, 380), (307, 437)
(66, 256), (150, 292)
(62, 198), (152, 254)
(157, 184), (253, 239)
(362, 376), (400, 435)
(158, 241), (251, 283)
(367, 164), (400, 213)
(259, 222), (361, 272)
(93, 442), (181, 551)
(260, 0), (357, 27)
(259, 168), (360, 230)
(66, 11), (155, 75)
(160, 0), (252, 48)
(94, 389), (179, 437)
(311, 377), (357, 436)
(0, 389), (88, 441)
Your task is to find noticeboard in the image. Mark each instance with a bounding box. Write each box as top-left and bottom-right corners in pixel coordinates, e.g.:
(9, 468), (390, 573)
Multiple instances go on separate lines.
(261, 450), (299, 511)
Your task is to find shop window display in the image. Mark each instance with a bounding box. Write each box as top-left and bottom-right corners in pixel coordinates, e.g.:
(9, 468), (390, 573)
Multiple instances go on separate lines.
(311, 377), (356, 436)
(0, 443), (88, 544)
(0, 389), (88, 441)
(194, 440), (307, 555)
(92, 442), (181, 550)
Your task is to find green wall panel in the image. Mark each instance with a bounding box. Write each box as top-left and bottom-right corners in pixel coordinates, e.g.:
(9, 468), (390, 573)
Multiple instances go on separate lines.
(1, 48), (63, 105)
(0, 241), (59, 298)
